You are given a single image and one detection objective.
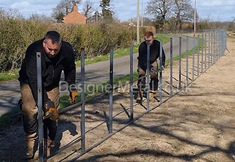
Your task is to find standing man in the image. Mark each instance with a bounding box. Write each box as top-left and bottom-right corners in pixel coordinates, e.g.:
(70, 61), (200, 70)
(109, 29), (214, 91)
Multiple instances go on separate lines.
(137, 31), (166, 101)
(18, 31), (78, 159)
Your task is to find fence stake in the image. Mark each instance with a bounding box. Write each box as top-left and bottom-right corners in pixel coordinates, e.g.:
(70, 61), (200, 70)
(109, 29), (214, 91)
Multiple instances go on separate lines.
(129, 44), (134, 121)
(80, 49), (86, 153)
(170, 38), (173, 96)
(109, 50), (114, 133)
(179, 37), (182, 89)
(36, 52), (45, 161)
(159, 42), (163, 103)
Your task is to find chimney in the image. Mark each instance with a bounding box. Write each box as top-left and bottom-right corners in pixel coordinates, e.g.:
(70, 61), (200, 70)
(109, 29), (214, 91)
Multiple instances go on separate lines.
(73, 3), (78, 13)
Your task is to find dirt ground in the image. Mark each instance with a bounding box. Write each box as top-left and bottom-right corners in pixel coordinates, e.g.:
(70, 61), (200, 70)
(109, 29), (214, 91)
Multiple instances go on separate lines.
(0, 36), (235, 162)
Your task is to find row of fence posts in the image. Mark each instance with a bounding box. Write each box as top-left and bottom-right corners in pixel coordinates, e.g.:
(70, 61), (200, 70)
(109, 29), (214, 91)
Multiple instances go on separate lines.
(37, 30), (227, 161)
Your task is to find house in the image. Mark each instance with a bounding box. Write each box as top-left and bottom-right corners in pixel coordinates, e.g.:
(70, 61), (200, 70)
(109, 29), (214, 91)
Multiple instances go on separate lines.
(63, 3), (87, 25)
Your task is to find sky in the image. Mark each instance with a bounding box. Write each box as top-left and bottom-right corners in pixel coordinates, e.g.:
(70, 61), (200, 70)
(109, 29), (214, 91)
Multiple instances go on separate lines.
(0, 0), (235, 22)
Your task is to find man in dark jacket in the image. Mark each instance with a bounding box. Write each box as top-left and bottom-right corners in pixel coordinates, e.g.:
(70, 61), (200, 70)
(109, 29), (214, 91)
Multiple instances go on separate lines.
(137, 31), (166, 101)
(19, 31), (77, 159)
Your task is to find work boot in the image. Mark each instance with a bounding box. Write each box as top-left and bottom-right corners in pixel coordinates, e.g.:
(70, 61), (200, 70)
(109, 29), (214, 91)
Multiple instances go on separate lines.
(25, 133), (37, 160)
(44, 139), (55, 157)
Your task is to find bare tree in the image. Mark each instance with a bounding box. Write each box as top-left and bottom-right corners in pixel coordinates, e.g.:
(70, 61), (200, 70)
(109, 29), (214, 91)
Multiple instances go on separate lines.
(82, 0), (94, 19)
(173, 0), (194, 30)
(52, 0), (81, 23)
(146, 0), (174, 30)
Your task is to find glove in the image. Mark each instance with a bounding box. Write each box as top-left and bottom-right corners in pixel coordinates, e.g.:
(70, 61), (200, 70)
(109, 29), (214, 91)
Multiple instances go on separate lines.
(44, 101), (59, 121)
(70, 91), (79, 104)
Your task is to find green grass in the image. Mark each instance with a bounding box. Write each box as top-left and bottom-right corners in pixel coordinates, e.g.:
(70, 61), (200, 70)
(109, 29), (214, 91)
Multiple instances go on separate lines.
(0, 70), (19, 82)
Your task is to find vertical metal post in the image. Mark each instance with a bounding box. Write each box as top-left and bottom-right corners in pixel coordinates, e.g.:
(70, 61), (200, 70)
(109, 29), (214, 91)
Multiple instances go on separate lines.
(208, 31), (211, 68)
(186, 36), (189, 86)
(178, 37), (182, 89)
(192, 36), (195, 80)
(212, 31), (214, 65)
(80, 49), (86, 153)
(201, 32), (204, 73)
(159, 42), (163, 103)
(36, 52), (45, 161)
(109, 50), (114, 133)
(210, 31), (213, 66)
(146, 44), (150, 111)
(204, 32), (207, 70)
(170, 38), (173, 96)
(197, 34), (200, 77)
(130, 44), (134, 121)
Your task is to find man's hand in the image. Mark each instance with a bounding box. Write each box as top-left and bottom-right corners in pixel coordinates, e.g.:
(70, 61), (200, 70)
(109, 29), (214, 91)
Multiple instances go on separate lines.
(70, 91), (79, 104)
(44, 101), (59, 121)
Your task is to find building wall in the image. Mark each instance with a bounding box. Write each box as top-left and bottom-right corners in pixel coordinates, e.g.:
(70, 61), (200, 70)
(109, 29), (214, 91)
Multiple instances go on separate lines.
(63, 4), (87, 25)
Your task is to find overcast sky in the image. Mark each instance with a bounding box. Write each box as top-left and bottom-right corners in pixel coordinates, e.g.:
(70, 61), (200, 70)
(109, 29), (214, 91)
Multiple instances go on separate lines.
(0, 0), (235, 22)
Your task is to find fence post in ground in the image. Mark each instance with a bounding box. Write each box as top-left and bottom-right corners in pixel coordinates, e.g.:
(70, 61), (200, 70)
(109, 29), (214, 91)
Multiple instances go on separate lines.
(146, 44), (150, 111)
(36, 52), (45, 161)
(80, 49), (86, 153)
(201, 33), (204, 73)
(109, 50), (114, 133)
(204, 32), (207, 70)
(197, 34), (200, 77)
(129, 44), (134, 121)
(192, 36), (196, 81)
(178, 37), (182, 89)
(186, 36), (189, 86)
(170, 38), (173, 96)
(159, 42), (163, 103)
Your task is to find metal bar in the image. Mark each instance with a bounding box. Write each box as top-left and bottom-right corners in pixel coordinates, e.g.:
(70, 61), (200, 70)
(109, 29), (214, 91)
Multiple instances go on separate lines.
(192, 36), (195, 80)
(159, 42), (163, 103)
(129, 44), (134, 121)
(178, 37), (182, 89)
(170, 38), (173, 96)
(197, 34), (200, 77)
(109, 49), (114, 133)
(80, 50), (86, 153)
(201, 33), (204, 73)
(146, 44), (150, 111)
(186, 36), (189, 86)
(204, 32), (207, 70)
(36, 52), (45, 161)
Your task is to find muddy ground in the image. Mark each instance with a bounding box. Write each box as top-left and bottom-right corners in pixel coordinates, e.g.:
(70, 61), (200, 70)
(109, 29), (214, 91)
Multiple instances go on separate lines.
(0, 36), (235, 162)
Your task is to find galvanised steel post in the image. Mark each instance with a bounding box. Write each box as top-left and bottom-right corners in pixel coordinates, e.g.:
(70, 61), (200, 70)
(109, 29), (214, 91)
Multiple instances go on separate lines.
(36, 52), (45, 161)
(159, 42), (163, 103)
(192, 35), (196, 80)
(186, 36), (189, 86)
(146, 44), (150, 111)
(80, 49), (86, 153)
(197, 34), (200, 77)
(204, 32), (207, 70)
(179, 37), (182, 89)
(129, 44), (134, 121)
(201, 32), (204, 73)
(109, 50), (114, 133)
(170, 38), (173, 96)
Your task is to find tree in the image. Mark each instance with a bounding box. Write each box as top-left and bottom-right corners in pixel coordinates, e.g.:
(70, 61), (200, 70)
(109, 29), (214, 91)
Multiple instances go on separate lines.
(82, 0), (94, 20)
(100, 0), (113, 23)
(146, 0), (174, 30)
(52, 0), (81, 23)
(173, 0), (194, 30)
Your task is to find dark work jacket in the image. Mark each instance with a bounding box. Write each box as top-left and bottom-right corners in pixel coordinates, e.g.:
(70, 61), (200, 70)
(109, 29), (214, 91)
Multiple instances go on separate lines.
(19, 39), (76, 103)
(138, 40), (166, 70)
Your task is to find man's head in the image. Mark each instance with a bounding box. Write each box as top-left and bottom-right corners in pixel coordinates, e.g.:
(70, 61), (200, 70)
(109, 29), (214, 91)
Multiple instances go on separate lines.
(43, 31), (62, 58)
(144, 31), (154, 45)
